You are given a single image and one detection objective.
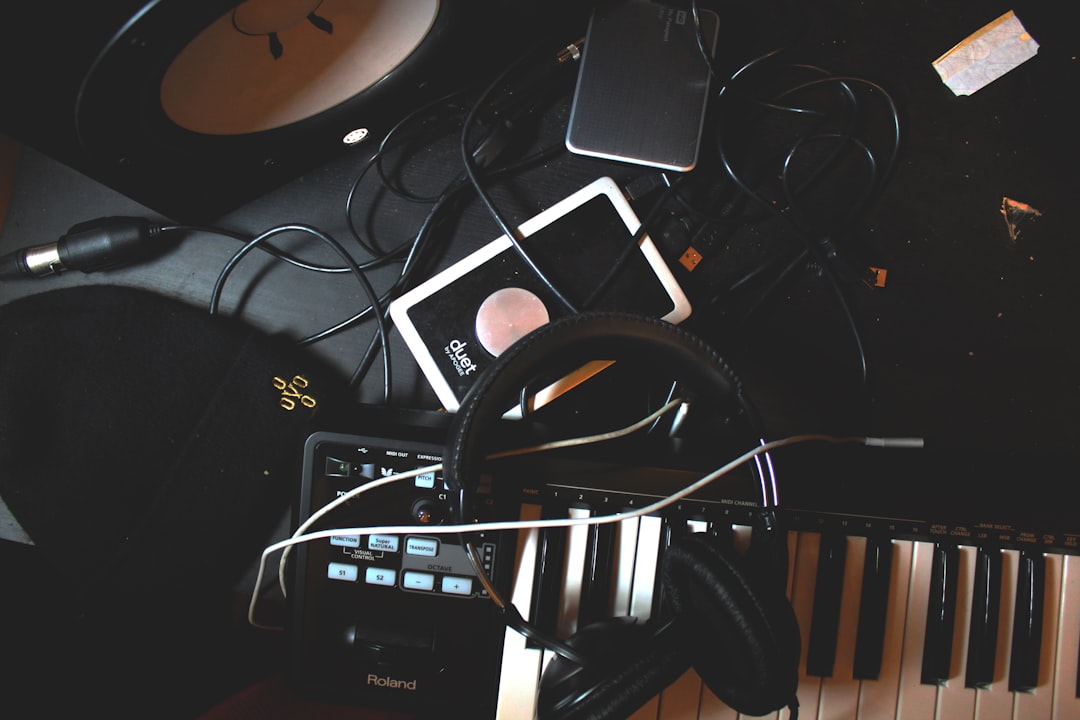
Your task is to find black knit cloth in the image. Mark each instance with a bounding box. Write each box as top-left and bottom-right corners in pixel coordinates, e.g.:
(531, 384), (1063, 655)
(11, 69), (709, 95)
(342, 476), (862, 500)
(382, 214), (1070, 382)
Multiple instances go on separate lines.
(0, 285), (349, 718)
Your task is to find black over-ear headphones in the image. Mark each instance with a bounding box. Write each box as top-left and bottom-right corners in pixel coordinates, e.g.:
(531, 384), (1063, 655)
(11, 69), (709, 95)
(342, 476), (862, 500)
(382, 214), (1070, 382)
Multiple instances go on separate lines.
(443, 312), (801, 720)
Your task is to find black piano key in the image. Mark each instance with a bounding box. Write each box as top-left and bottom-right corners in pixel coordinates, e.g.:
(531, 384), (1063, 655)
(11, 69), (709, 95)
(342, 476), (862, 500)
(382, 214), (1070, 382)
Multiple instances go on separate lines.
(748, 509), (790, 597)
(921, 543), (960, 685)
(965, 546), (1002, 688)
(707, 520), (735, 549)
(853, 536), (893, 680)
(1009, 549), (1045, 693)
(527, 507), (568, 647)
(807, 531), (847, 677)
(577, 512), (617, 627)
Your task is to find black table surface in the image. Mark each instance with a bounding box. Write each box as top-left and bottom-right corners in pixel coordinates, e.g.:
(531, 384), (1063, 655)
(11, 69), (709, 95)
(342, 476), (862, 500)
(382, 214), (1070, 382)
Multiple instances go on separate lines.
(2, 0), (1078, 451)
(2, 3), (1079, 716)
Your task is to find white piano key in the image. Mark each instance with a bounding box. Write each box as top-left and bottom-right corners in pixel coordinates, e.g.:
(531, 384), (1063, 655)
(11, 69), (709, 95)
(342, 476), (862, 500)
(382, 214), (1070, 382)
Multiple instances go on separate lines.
(696, 682), (740, 720)
(657, 666), (704, 719)
(687, 519), (709, 535)
(495, 502), (544, 720)
(631, 515), (663, 620)
(627, 695), (662, 720)
(502, 506), (1079, 720)
(612, 516), (641, 615)
(557, 507), (590, 639)
(816, 535), (866, 720)
(628, 515), (664, 719)
(895, 541), (939, 720)
(1052, 554), (1080, 720)
(772, 529), (801, 720)
(781, 530), (823, 720)
(934, 544), (978, 718)
(973, 548), (1019, 720)
(1013, 551), (1061, 720)
(857, 539), (915, 720)
(732, 522), (754, 556)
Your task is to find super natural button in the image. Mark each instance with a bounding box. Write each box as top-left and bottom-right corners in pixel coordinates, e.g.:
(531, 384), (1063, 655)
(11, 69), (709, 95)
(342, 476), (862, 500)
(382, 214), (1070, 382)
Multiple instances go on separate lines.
(368, 535), (400, 552)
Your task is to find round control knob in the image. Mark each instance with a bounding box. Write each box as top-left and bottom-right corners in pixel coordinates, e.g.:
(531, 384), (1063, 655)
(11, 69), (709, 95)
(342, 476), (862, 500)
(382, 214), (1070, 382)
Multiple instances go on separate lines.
(410, 497), (444, 524)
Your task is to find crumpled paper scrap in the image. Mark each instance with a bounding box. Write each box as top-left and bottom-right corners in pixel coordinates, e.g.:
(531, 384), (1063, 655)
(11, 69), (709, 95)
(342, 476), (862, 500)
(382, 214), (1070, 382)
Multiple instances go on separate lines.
(1000, 196), (1042, 242)
(932, 11), (1039, 96)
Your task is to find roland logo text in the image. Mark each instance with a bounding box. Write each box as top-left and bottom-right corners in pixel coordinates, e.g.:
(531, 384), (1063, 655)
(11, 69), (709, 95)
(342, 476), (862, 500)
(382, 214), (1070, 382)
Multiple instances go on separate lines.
(367, 674), (418, 690)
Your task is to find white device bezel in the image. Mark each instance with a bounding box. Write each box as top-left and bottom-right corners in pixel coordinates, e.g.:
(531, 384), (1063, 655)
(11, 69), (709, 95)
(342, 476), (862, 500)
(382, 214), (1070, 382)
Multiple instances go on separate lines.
(389, 176), (691, 415)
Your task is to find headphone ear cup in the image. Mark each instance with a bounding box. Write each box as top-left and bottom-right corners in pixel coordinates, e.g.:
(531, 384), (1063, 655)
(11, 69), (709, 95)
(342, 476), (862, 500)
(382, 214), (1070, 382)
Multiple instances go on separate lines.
(661, 532), (801, 716)
(445, 313), (751, 517)
(537, 617), (691, 720)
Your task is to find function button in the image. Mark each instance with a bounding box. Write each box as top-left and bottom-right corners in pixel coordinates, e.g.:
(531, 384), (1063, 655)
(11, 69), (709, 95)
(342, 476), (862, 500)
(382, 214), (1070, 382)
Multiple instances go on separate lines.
(327, 562), (358, 582)
(405, 537), (439, 557)
(441, 576), (474, 596)
(330, 535), (361, 548)
(368, 534), (400, 552)
(414, 470), (436, 489)
(364, 567), (397, 587)
(403, 571), (435, 591)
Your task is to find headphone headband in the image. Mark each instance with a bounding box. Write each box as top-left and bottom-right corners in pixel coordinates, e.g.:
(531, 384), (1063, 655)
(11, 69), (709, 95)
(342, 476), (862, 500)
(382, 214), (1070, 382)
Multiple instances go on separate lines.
(444, 312), (755, 506)
(440, 312), (798, 719)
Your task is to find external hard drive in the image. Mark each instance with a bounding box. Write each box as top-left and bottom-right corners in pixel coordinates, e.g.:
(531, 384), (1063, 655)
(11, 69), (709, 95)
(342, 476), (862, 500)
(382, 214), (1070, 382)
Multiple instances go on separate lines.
(566, 0), (720, 172)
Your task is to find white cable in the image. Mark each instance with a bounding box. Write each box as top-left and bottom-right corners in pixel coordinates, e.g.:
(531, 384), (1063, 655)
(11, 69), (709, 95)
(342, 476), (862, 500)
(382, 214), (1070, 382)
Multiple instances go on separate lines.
(247, 429), (905, 629)
(276, 465), (439, 597)
(272, 398), (691, 604)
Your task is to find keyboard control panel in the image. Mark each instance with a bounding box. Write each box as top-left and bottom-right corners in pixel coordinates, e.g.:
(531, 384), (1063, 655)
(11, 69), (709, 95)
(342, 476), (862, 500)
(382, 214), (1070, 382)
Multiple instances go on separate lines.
(287, 429), (511, 716)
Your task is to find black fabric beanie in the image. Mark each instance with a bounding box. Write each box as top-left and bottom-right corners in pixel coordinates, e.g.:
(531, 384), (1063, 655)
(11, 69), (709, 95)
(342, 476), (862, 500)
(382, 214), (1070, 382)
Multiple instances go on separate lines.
(0, 284), (350, 717)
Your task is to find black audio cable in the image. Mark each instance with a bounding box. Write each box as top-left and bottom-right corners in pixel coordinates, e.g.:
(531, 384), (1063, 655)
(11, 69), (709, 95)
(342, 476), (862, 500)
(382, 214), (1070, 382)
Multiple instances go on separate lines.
(0, 215), (360, 282)
(460, 36), (585, 315)
(0, 217), (167, 280)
